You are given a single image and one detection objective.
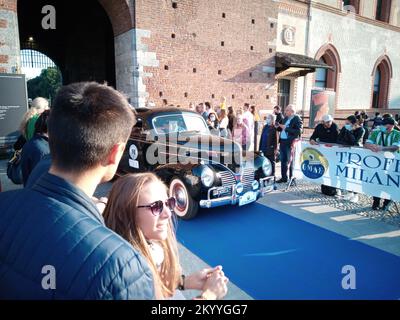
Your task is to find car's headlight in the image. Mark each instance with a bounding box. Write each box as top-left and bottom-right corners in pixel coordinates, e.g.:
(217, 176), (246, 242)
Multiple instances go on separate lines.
(201, 166), (215, 187)
(252, 180), (260, 190)
(262, 159), (272, 176)
(236, 182), (244, 194)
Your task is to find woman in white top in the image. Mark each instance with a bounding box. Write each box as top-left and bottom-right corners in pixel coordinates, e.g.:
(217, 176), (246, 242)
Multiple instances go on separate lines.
(104, 173), (229, 299)
(219, 109), (229, 138)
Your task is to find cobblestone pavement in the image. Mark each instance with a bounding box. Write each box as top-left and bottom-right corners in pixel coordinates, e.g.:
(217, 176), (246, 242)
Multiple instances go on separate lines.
(274, 179), (400, 228)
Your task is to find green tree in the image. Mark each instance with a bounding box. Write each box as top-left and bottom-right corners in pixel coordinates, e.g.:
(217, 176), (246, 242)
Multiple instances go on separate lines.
(27, 67), (62, 103)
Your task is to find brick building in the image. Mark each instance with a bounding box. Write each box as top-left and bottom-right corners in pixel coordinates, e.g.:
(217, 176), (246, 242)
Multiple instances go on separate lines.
(0, 0), (278, 109)
(276, 0), (400, 126)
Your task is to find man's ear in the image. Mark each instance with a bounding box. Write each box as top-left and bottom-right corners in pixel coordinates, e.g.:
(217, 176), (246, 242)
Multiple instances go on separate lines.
(107, 143), (126, 166)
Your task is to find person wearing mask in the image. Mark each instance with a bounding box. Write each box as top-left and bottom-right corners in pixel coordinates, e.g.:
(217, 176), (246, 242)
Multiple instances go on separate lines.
(337, 115), (365, 203)
(337, 115), (365, 147)
(242, 103), (255, 151)
(309, 114), (339, 196)
(273, 105), (284, 125)
(104, 173), (229, 300)
(365, 117), (400, 211)
(207, 112), (220, 135)
(20, 110), (51, 186)
(276, 104), (303, 183)
(232, 115), (250, 151)
(259, 113), (278, 177)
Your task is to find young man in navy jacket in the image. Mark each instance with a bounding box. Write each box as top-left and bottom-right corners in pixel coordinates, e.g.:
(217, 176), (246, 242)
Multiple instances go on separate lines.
(0, 82), (154, 299)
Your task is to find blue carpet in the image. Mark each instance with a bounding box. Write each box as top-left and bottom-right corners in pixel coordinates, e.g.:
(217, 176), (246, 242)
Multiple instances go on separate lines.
(176, 203), (400, 300)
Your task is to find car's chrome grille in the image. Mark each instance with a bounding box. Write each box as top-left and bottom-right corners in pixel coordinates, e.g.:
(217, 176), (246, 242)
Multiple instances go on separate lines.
(218, 168), (255, 192)
(219, 171), (235, 186)
(241, 167), (255, 185)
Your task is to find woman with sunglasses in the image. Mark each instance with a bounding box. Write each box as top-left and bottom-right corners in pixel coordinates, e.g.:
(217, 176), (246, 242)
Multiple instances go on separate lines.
(103, 173), (229, 300)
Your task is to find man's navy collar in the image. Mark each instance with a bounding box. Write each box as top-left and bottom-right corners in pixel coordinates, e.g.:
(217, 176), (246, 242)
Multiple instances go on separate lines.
(32, 172), (104, 224)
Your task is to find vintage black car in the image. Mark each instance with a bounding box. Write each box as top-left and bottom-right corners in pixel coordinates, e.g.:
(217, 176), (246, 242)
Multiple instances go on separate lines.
(117, 107), (274, 219)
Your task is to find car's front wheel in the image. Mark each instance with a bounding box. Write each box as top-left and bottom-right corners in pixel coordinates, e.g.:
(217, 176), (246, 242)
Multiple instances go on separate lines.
(169, 177), (199, 220)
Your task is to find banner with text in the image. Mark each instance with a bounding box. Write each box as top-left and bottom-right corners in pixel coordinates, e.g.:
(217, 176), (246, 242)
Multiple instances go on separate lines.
(293, 142), (400, 201)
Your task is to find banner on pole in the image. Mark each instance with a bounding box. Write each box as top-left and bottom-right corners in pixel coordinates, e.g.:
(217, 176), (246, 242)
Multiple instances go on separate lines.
(294, 141), (400, 201)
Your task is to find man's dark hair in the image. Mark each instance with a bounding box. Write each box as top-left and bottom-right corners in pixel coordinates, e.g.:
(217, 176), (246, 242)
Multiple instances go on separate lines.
(205, 102), (211, 109)
(347, 115), (357, 125)
(34, 109), (50, 135)
(375, 112), (380, 117)
(273, 105), (281, 111)
(383, 113), (393, 119)
(48, 82), (135, 173)
(244, 103), (250, 109)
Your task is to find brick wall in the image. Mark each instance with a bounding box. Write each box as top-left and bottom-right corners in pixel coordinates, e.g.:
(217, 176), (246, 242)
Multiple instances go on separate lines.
(135, 0), (278, 110)
(0, 0), (19, 73)
(0, 0), (17, 12)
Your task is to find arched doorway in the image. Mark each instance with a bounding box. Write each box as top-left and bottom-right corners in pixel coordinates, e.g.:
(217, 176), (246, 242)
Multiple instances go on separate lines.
(21, 49), (62, 102)
(17, 0), (117, 87)
(371, 55), (392, 109)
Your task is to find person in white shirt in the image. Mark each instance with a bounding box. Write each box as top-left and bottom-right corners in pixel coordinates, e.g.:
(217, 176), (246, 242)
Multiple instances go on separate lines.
(219, 109), (229, 138)
(242, 103), (254, 151)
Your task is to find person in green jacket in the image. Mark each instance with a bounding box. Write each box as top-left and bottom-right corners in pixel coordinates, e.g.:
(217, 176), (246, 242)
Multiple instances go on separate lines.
(364, 117), (400, 210)
(19, 97), (49, 141)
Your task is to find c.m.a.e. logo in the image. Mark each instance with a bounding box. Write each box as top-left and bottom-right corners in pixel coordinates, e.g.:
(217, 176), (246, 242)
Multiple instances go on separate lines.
(300, 148), (329, 179)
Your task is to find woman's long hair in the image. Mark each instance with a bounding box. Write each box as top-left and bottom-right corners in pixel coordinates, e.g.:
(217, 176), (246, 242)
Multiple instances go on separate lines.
(20, 97), (49, 137)
(103, 173), (181, 299)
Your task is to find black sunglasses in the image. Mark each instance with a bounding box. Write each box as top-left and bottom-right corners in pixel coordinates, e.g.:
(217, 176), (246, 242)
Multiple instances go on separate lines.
(137, 197), (176, 216)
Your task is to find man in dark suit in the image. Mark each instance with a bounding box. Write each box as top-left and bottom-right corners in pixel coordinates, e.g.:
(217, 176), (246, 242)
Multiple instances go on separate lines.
(277, 104), (303, 183)
(273, 105), (284, 125)
(259, 113), (278, 177)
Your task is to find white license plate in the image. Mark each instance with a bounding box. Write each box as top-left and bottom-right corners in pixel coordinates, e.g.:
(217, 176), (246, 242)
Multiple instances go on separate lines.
(239, 191), (257, 206)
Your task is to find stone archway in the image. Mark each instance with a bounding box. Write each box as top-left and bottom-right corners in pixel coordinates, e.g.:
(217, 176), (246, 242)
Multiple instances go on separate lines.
(1, 0), (137, 101)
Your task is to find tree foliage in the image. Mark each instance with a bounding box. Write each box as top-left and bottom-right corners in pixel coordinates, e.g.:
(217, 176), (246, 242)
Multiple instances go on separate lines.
(27, 67), (62, 103)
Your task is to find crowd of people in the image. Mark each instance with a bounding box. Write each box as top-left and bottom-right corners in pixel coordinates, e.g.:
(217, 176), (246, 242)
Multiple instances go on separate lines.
(309, 110), (400, 211)
(2, 83), (400, 299)
(191, 101), (303, 185)
(0, 83), (229, 300)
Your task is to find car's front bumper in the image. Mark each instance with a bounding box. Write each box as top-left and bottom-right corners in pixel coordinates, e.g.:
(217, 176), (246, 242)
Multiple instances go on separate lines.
(199, 176), (275, 209)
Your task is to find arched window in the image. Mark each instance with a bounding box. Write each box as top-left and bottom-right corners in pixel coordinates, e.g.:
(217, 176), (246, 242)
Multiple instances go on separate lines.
(371, 56), (392, 109)
(315, 45), (341, 92)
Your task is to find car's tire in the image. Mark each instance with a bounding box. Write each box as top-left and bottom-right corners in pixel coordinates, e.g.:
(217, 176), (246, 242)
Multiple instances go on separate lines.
(169, 177), (199, 220)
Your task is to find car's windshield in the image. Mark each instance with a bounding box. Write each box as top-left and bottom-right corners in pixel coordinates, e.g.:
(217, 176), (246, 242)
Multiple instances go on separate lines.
(152, 113), (209, 135)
